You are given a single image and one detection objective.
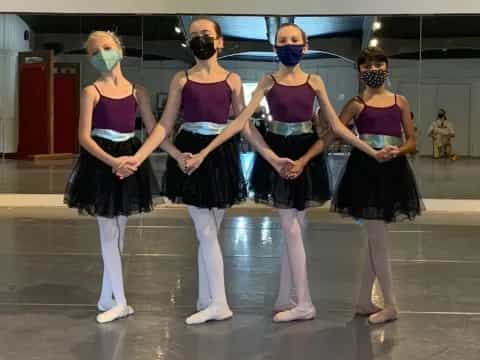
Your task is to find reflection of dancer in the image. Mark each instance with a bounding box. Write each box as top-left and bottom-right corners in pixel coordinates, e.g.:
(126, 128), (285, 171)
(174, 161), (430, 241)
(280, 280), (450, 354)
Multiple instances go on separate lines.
(332, 47), (423, 324)
(427, 109), (455, 159)
(192, 24), (387, 322)
(65, 31), (159, 323)
(116, 17), (289, 325)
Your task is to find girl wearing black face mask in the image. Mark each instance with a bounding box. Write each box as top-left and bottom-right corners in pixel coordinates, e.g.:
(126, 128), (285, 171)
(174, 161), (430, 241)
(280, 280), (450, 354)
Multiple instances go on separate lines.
(332, 47), (423, 325)
(193, 24), (391, 323)
(117, 16), (291, 325)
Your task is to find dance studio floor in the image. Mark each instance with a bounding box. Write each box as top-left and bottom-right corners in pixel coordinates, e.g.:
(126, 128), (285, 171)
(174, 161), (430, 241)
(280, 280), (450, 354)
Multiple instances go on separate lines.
(0, 207), (479, 359)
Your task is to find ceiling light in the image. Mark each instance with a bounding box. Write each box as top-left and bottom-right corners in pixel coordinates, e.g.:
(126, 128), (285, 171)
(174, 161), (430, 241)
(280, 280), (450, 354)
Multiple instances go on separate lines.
(369, 38), (379, 47)
(372, 21), (382, 31)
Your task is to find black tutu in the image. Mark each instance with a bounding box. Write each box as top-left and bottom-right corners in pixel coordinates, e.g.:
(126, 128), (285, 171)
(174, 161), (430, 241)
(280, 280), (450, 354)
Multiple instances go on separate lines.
(331, 148), (424, 222)
(250, 132), (331, 211)
(64, 136), (160, 217)
(162, 130), (247, 208)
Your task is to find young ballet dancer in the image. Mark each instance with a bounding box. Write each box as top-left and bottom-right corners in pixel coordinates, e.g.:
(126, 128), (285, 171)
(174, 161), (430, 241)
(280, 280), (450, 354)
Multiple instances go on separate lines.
(332, 47), (423, 324)
(64, 30), (159, 324)
(115, 17), (291, 325)
(185, 24), (393, 322)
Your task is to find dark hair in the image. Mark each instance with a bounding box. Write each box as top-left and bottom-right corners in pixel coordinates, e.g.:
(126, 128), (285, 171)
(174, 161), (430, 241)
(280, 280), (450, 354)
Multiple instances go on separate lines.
(190, 16), (223, 38)
(275, 23), (307, 44)
(357, 47), (389, 70)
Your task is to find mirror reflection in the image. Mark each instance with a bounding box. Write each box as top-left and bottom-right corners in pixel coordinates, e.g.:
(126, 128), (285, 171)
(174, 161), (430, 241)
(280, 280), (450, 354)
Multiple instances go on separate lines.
(1, 14), (479, 198)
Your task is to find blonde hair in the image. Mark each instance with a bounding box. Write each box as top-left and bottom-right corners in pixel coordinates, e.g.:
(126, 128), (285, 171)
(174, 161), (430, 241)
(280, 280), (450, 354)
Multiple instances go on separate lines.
(84, 30), (123, 53)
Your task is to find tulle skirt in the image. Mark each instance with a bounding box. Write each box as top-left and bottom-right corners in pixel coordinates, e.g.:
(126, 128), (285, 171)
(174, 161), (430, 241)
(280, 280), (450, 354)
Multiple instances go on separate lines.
(331, 148), (424, 222)
(64, 136), (160, 217)
(161, 129), (247, 209)
(250, 132), (331, 211)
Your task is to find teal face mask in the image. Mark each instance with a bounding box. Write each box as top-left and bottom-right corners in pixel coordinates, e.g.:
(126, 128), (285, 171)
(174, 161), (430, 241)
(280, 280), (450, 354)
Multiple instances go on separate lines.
(91, 49), (122, 73)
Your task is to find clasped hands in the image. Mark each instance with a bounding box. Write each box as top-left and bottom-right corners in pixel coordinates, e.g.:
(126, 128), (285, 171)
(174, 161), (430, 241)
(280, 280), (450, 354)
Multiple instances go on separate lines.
(113, 144), (400, 180)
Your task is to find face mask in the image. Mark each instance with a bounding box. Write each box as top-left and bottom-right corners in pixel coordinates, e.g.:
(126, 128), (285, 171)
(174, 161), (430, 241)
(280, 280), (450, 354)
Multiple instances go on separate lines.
(438, 112), (445, 119)
(275, 44), (304, 66)
(189, 35), (216, 60)
(91, 49), (122, 73)
(360, 69), (388, 88)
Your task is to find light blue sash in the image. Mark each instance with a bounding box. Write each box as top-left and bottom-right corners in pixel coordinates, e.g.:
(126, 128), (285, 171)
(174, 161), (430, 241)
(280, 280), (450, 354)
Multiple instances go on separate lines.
(180, 122), (227, 135)
(91, 128), (135, 142)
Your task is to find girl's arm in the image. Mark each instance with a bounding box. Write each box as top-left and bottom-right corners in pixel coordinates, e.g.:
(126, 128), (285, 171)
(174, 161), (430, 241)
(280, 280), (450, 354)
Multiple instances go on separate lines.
(185, 74), (291, 174)
(133, 71), (185, 164)
(395, 95), (417, 155)
(134, 85), (156, 134)
(196, 75), (273, 159)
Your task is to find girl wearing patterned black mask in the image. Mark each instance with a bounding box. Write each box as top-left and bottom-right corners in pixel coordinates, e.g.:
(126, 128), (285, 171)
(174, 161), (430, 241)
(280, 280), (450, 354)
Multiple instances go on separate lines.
(332, 47), (424, 324)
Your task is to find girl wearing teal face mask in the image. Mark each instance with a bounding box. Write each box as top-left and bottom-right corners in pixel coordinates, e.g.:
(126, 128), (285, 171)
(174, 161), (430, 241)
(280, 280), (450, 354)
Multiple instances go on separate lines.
(65, 31), (160, 324)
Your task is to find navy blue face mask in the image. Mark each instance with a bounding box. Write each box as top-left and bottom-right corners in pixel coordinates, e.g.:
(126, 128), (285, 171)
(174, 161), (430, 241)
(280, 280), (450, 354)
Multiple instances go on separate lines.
(275, 44), (304, 66)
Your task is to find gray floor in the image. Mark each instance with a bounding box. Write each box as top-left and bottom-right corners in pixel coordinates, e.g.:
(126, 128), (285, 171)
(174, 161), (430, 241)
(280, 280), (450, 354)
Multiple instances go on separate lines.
(1, 154), (479, 199)
(0, 207), (479, 359)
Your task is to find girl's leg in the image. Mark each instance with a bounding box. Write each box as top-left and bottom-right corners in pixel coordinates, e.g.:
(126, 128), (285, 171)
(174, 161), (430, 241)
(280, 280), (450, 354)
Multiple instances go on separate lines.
(96, 216), (133, 324)
(364, 220), (398, 324)
(186, 206), (231, 325)
(273, 209), (315, 322)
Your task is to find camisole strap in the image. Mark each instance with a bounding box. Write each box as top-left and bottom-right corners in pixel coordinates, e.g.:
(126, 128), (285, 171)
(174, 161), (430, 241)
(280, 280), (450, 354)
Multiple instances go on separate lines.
(93, 83), (102, 96)
(355, 95), (367, 105)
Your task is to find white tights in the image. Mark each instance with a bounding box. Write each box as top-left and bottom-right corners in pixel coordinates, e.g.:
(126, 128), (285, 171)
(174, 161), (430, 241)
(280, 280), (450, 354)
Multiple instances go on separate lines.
(188, 206), (228, 309)
(97, 216), (128, 307)
(276, 209), (312, 309)
(358, 220), (396, 307)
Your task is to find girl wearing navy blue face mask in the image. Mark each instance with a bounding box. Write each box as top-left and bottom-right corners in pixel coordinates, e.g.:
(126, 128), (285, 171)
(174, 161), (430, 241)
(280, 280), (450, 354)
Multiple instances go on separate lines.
(193, 23), (387, 322)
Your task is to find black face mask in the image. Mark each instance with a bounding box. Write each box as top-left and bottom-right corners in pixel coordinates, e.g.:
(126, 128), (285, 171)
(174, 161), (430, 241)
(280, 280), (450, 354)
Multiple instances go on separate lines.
(188, 35), (216, 60)
(438, 112), (445, 119)
(360, 69), (388, 88)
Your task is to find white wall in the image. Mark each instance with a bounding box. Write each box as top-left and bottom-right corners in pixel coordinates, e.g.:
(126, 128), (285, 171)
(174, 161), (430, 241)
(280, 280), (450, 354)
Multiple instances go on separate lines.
(0, 15), (31, 153)
(1, 0), (480, 15)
